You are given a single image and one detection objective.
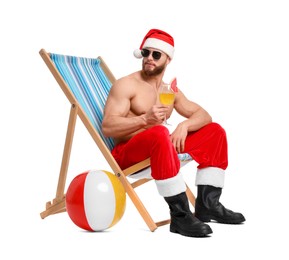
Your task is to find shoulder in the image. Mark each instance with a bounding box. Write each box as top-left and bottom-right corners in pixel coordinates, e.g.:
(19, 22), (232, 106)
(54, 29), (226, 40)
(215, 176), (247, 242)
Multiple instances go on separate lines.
(109, 72), (141, 97)
(113, 72), (141, 88)
(174, 88), (187, 101)
(118, 71), (142, 83)
(174, 88), (195, 107)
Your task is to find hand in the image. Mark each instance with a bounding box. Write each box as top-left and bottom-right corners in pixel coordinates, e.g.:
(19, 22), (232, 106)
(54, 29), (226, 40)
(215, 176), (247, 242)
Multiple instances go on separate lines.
(170, 122), (188, 153)
(143, 105), (168, 128)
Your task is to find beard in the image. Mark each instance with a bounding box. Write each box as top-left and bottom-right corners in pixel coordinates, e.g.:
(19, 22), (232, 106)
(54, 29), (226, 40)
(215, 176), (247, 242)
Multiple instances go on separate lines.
(142, 60), (166, 76)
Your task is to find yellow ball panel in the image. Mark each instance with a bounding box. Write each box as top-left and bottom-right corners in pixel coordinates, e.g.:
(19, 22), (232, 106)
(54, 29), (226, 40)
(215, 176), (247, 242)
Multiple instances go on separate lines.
(103, 170), (126, 227)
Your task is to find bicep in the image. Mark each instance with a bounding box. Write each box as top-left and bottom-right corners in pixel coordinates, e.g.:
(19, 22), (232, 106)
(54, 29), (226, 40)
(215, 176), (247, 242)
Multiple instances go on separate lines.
(103, 82), (132, 118)
(174, 90), (202, 118)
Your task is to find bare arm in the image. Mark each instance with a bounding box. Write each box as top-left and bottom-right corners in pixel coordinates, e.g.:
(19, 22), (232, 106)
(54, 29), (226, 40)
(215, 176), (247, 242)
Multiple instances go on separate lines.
(102, 77), (168, 141)
(171, 89), (212, 153)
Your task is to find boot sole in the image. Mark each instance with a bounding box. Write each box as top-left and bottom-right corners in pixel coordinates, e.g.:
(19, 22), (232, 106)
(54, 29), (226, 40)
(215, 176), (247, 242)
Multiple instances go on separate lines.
(170, 226), (213, 237)
(197, 215), (246, 224)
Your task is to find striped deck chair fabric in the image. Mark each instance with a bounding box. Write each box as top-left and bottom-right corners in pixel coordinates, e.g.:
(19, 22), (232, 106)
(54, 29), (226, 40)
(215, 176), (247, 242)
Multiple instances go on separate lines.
(50, 53), (115, 150)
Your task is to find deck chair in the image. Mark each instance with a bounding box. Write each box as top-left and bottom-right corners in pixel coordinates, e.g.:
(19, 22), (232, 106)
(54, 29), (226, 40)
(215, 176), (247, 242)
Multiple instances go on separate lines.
(39, 48), (196, 231)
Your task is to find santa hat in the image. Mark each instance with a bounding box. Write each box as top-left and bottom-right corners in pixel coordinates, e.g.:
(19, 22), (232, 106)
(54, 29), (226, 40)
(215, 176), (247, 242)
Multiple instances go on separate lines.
(133, 29), (175, 59)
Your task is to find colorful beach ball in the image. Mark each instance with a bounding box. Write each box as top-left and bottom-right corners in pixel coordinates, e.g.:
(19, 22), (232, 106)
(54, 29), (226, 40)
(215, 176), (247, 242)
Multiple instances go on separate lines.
(66, 170), (126, 231)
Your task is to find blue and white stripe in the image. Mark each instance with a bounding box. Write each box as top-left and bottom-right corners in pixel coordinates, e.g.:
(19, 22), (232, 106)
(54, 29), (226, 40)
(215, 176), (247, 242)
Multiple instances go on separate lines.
(51, 53), (115, 150)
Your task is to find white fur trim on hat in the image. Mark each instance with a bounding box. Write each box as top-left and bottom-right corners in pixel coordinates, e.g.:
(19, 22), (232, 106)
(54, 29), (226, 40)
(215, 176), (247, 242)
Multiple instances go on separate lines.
(133, 38), (175, 59)
(143, 38), (174, 59)
(155, 173), (186, 197)
(195, 167), (225, 188)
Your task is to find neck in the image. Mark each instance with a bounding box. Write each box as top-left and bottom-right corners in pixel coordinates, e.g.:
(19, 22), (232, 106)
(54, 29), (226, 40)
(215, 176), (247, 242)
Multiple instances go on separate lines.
(141, 71), (165, 89)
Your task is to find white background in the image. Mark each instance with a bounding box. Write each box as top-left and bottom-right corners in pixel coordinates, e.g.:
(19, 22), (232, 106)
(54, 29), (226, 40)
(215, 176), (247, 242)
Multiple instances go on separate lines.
(1, 0), (288, 259)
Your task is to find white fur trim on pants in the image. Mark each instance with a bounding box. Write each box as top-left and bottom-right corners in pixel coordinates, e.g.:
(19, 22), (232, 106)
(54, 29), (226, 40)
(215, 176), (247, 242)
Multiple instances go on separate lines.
(155, 173), (186, 197)
(195, 167), (225, 188)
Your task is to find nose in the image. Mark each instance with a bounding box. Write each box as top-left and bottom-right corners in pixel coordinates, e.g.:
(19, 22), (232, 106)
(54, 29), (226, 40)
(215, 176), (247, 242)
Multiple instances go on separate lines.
(147, 52), (154, 60)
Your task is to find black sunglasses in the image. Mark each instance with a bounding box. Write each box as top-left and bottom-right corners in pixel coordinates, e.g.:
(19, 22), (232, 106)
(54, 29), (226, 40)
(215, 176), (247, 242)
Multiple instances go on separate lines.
(141, 49), (162, 60)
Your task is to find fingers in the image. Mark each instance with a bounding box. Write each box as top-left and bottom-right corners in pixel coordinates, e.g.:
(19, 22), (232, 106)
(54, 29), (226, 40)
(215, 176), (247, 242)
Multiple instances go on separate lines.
(150, 105), (169, 123)
(174, 140), (179, 153)
(171, 136), (185, 153)
(153, 104), (169, 112)
(158, 112), (166, 121)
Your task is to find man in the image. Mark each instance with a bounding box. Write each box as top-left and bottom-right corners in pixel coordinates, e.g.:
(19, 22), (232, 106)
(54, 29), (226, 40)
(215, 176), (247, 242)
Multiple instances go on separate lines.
(102, 29), (245, 237)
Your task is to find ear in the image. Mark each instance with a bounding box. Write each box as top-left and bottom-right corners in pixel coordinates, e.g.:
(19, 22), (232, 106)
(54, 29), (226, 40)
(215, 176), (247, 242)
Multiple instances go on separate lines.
(166, 57), (171, 65)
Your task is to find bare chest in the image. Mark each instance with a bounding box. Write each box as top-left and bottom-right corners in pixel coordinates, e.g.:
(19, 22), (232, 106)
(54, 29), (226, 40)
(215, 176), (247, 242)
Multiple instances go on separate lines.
(130, 89), (158, 115)
(128, 86), (173, 117)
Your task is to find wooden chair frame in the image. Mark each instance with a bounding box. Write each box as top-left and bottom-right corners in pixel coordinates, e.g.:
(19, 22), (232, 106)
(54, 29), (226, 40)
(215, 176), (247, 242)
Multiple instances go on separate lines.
(39, 48), (195, 231)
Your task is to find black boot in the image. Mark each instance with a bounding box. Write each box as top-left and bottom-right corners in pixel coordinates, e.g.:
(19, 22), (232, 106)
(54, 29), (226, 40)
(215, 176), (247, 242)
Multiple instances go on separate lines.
(164, 192), (212, 237)
(195, 185), (246, 224)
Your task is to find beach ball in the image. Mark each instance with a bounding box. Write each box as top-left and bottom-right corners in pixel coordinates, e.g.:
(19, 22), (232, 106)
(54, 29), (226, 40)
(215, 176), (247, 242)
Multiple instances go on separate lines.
(66, 169), (126, 231)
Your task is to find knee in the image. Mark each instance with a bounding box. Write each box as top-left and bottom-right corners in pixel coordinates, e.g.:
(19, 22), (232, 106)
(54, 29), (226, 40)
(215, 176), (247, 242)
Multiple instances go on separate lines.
(149, 125), (170, 140)
(147, 125), (171, 147)
(205, 122), (226, 137)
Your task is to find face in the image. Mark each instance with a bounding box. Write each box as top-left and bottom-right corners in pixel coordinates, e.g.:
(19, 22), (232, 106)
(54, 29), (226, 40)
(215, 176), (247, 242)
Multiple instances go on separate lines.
(141, 48), (170, 77)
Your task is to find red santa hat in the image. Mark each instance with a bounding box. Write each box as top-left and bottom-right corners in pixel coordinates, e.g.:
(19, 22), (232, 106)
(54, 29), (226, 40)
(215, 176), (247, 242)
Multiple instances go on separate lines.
(133, 29), (175, 59)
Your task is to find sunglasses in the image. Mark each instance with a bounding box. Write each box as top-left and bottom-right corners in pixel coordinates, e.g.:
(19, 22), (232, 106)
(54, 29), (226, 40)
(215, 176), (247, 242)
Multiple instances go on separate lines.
(141, 49), (162, 60)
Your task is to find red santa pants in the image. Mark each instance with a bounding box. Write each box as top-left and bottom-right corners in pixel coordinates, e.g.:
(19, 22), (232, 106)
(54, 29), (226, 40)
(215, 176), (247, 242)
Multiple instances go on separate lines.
(111, 122), (228, 181)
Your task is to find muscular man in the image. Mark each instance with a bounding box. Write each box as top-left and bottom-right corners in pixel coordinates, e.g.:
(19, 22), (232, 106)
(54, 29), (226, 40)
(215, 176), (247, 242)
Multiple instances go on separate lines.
(102, 29), (245, 237)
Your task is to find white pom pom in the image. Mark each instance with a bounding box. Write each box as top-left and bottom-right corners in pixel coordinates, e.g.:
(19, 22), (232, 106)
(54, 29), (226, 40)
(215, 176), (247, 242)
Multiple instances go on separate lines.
(133, 49), (143, 59)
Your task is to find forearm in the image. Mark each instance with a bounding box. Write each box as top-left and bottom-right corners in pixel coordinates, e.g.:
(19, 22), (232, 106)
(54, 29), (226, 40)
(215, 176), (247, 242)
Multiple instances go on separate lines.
(102, 115), (147, 138)
(181, 110), (212, 132)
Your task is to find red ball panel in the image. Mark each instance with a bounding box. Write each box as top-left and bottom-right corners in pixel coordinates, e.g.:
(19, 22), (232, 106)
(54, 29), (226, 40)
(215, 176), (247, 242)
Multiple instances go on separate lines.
(66, 172), (93, 231)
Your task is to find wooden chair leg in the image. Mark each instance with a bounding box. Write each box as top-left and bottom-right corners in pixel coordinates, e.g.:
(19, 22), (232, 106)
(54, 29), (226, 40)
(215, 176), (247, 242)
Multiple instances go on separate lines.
(40, 105), (78, 219)
(186, 184), (196, 207)
(117, 172), (158, 232)
(40, 197), (66, 219)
